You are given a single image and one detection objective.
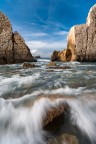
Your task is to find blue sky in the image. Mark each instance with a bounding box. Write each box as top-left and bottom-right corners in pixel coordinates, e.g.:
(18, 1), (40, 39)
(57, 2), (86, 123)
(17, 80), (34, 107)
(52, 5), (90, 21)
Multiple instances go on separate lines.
(0, 0), (96, 57)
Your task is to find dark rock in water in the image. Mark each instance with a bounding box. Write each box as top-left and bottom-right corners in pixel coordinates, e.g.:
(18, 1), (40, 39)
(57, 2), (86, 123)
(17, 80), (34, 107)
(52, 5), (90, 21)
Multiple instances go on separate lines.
(34, 56), (41, 59)
(46, 70), (54, 72)
(46, 66), (71, 70)
(23, 62), (38, 69)
(51, 4), (96, 62)
(48, 133), (79, 144)
(43, 103), (68, 132)
(51, 51), (59, 61)
(0, 11), (36, 64)
(47, 62), (56, 67)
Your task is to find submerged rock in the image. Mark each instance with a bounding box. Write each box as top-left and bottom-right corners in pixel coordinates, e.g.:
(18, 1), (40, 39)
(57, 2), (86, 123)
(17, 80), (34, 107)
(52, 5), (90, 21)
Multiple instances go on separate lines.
(51, 4), (96, 62)
(34, 55), (41, 59)
(43, 102), (69, 131)
(46, 66), (71, 70)
(0, 11), (36, 64)
(47, 62), (56, 67)
(48, 133), (79, 144)
(23, 62), (38, 69)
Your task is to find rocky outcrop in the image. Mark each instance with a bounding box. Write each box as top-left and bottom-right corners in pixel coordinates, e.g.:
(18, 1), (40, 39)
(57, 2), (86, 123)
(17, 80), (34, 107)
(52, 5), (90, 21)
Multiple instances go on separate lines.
(51, 51), (60, 61)
(47, 62), (56, 67)
(43, 102), (68, 131)
(51, 4), (96, 62)
(0, 11), (13, 64)
(13, 32), (36, 63)
(0, 11), (36, 64)
(34, 55), (41, 59)
(23, 62), (38, 69)
(46, 65), (71, 70)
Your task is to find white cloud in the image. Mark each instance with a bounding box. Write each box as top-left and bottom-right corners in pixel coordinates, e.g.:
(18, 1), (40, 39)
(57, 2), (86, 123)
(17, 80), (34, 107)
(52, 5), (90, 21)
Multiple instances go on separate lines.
(31, 49), (37, 54)
(26, 40), (67, 49)
(23, 32), (48, 37)
(26, 39), (67, 57)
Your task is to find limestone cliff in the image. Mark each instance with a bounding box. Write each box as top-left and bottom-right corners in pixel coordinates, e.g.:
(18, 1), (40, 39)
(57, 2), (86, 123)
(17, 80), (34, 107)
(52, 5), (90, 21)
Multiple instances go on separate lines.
(0, 11), (36, 64)
(51, 4), (96, 62)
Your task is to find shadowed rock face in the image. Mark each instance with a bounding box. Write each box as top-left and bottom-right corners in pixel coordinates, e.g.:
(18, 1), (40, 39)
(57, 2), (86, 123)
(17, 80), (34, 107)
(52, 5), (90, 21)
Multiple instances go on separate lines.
(0, 12), (35, 64)
(51, 51), (60, 61)
(13, 32), (35, 63)
(51, 4), (96, 62)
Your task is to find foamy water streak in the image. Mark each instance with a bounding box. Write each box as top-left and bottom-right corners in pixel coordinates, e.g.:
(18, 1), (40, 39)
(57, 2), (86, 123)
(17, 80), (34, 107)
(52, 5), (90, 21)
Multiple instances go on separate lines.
(0, 94), (96, 144)
(0, 73), (40, 96)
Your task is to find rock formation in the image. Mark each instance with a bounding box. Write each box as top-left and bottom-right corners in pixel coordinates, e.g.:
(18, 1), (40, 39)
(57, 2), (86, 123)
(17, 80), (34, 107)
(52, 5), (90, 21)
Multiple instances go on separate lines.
(0, 11), (36, 64)
(23, 62), (39, 69)
(51, 4), (96, 62)
(47, 62), (56, 67)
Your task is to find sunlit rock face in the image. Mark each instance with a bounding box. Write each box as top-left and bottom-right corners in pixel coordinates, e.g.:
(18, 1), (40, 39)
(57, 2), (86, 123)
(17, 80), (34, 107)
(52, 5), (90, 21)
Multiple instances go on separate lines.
(67, 4), (96, 62)
(67, 24), (87, 62)
(51, 4), (96, 62)
(0, 12), (35, 64)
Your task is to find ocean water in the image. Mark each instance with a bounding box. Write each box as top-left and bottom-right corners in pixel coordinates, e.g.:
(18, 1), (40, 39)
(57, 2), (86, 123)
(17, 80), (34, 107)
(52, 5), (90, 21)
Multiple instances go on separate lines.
(0, 59), (96, 144)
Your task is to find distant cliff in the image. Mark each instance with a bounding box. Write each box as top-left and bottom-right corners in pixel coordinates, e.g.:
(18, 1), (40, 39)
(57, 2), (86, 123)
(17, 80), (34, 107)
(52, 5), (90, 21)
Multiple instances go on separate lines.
(0, 11), (36, 64)
(51, 4), (96, 62)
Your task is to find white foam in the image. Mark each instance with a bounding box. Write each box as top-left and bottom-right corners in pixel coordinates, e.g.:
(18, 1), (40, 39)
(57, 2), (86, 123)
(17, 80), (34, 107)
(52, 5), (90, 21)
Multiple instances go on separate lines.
(1, 95), (96, 143)
(38, 59), (50, 62)
(0, 73), (40, 96)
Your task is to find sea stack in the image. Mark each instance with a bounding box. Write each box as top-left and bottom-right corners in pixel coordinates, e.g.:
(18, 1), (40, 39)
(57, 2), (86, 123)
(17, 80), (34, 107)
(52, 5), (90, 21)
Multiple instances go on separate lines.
(0, 11), (36, 64)
(51, 4), (96, 62)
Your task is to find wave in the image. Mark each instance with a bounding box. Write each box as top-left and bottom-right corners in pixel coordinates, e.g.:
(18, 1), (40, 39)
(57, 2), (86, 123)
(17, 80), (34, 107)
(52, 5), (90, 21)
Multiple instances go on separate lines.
(37, 59), (50, 62)
(0, 73), (40, 97)
(0, 94), (96, 144)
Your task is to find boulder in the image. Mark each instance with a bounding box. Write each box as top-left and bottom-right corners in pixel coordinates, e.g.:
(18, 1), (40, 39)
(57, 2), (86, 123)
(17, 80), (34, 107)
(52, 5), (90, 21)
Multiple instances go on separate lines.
(46, 66), (71, 70)
(51, 51), (59, 61)
(0, 11), (36, 64)
(47, 62), (56, 67)
(43, 102), (68, 131)
(34, 55), (41, 59)
(23, 62), (38, 69)
(23, 94), (71, 132)
(51, 4), (96, 62)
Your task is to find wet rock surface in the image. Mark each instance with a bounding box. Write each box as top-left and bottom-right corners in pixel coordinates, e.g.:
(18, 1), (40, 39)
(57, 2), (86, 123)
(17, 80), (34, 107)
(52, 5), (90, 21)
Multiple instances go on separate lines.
(47, 62), (56, 67)
(23, 62), (38, 69)
(51, 51), (60, 61)
(43, 102), (69, 131)
(0, 12), (35, 64)
(46, 66), (71, 70)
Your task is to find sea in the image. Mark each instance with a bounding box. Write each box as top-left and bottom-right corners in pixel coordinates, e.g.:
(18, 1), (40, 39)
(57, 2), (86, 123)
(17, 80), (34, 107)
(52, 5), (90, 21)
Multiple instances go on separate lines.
(0, 58), (96, 144)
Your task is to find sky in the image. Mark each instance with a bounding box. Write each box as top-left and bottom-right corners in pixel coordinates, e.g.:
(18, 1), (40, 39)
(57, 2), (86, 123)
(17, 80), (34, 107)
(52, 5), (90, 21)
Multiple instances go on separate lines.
(0, 0), (96, 57)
